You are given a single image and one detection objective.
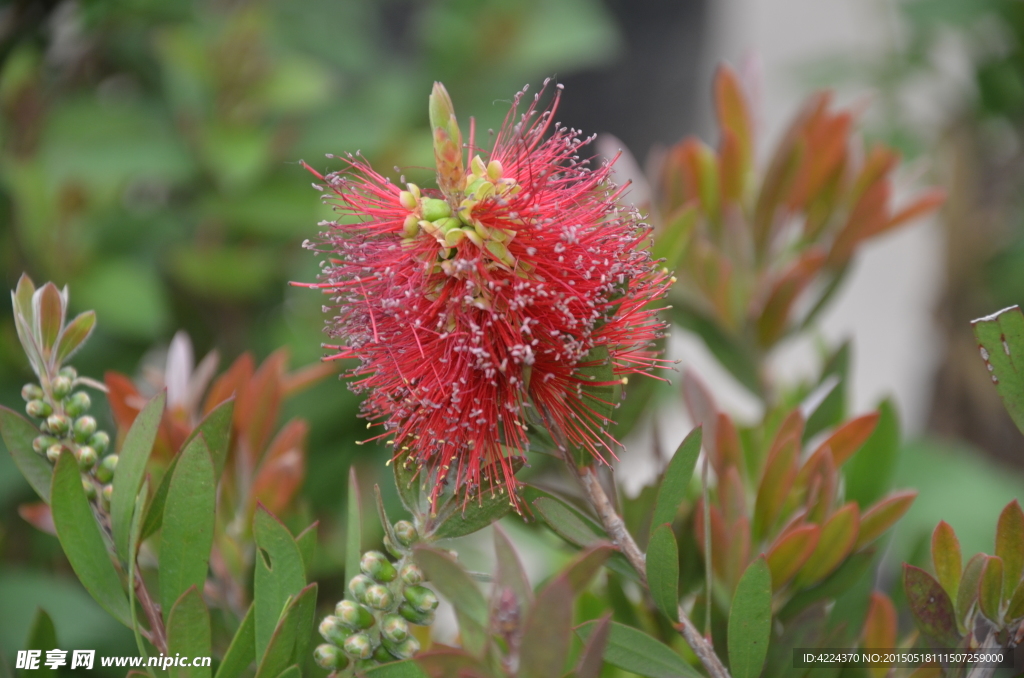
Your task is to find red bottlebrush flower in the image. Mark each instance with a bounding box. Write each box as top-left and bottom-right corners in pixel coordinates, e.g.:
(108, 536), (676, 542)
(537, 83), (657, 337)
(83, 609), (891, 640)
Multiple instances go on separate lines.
(300, 81), (672, 509)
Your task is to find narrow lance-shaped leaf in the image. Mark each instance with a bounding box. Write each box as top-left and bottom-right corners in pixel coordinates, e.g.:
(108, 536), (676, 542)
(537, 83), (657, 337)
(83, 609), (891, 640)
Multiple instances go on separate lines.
(844, 399), (900, 508)
(728, 556), (772, 678)
(111, 390), (166, 563)
(414, 545), (488, 655)
(55, 310), (96, 364)
(575, 620), (701, 678)
(979, 556), (1003, 623)
(996, 500), (1024, 595)
(855, 490), (917, 549)
(576, 613), (611, 678)
(863, 592), (896, 678)
(903, 564), (960, 647)
(956, 554), (986, 626)
(167, 587), (212, 678)
(931, 521), (962, 602)
(253, 505), (306, 663)
(652, 427), (702, 528)
(972, 305), (1024, 436)
(34, 282), (65, 358)
(766, 524), (819, 590)
(23, 609), (57, 678)
(518, 577), (574, 678)
(50, 451), (131, 626)
(0, 406), (52, 503)
(646, 524), (679, 622)
(253, 583), (318, 678)
(215, 604), (255, 678)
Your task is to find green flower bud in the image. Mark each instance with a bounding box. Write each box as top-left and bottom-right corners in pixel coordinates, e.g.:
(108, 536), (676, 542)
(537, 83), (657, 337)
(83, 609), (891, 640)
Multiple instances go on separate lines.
(380, 614), (409, 643)
(313, 643), (349, 670)
(73, 416), (97, 442)
(32, 435), (58, 454)
(334, 600), (375, 629)
(26, 400), (52, 419)
(46, 414), (70, 436)
(403, 585), (438, 613)
(101, 484), (113, 507)
(421, 198), (451, 221)
(58, 366), (77, 380)
(52, 376), (73, 399)
(383, 534), (403, 558)
(487, 159), (504, 182)
(399, 563), (424, 586)
(82, 479), (97, 500)
(348, 574), (375, 602)
(364, 584), (393, 610)
(95, 454), (118, 483)
(342, 632), (373, 659)
(360, 551), (397, 582)
(444, 227), (467, 247)
(319, 615), (353, 645)
(393, 520), (417, 547)
(399, 190), (418, 211)
(46, 444), (64, 463)
(398, 602), (435, 625)
(64, 392), (91, 417)
(21, 383), (43, 402)
(403, 214), (420, 238)
(88, 431), (110, 455)
(388, 636), (420, 660)
(77, 446), (97, 470)
(373, 645), (394, 663)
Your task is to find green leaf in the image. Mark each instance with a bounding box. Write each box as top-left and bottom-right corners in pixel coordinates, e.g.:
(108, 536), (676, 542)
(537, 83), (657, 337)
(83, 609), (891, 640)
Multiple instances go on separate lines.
(532, 496), (602, 547)
(519, 576), (574, 678)
(360, 660), (429, 677)
(575, 613), (611, 678)
(215, 604), (255, 678)
(50, 451), (131, 626)
(844, 399), (900, 508)
(54, 311), (96, 364)
(979, 556), (1003, 623)
(575, 620), (700, 678)
(111, 390), (165, 563)
(972, 305), (1024, 435)
(167, 587), (212, 678)
(345, 466), (361, 599)
(956, 554), (986, 626)
(128, 479), (151, 666)
(254, 584), (318, 678)
(141, 398), (234, 540)
(160, 435), (215, 620)
(0, 406), (51, 503)
(34, 283), (64, 356)
(803, 342), (850, 442)
(393, 452), (422, 517)
(494, 525), (532, 611)
(931, 521), (962, 602)
(253, 505), (306, 663)
(779, 549), (874, 620)
(23, 608), (57, 678)
(727, 556), (771, 678)
(414, 545), (488, 655)
(428, 486), (514, 540)
(646, 524), (679, 622)
(652, 427), (702, 528)
(996, 500), (1024, 595)
(903, 564), (960, 647)
(294, 522), (318, 581)
(273, 667), (299, 678)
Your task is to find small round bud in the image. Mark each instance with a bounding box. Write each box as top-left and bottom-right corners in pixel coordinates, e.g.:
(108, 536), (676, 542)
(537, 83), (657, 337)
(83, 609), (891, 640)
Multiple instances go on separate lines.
(26, 400), (52, 419)
(399, 190), (418, 211)
(46, 444), (64, 463)
(383, 534), (403, 558)
(32, 435), (58, 454)
(82, 479), (97, 500)
(398, 602), (435, 625)
(64, 392), (91, 417)
(46, 414), (70, 436)
(52, 376), (73, 399)
(421, 198), (451, 221)
(348, 574), (374, 602)
(334, 600), (375, 629)
(360, 551), (397, 582)
(319, 615), (353, 645)
(95, 454), (118, 483)
(403, 585), (438, 613)
(101, 484), (113, 506)
(388, 637), (420, 660)
(77, 446), (97, 470)
(399, 563), (425, 586)
(393, 520), (417, 547)
(380, 614), (409, 643)
(58, 366), (77, 380)
(88, 431), (110, 455)
(373, 645), (395, 663)
(73, 416), (97, 442)
(403, 214), (420, 238)
(363, 584), (393, 610)
(313, 643), (349, 670)
(342, 633), (373, 660)
(21, 383), (43, 402)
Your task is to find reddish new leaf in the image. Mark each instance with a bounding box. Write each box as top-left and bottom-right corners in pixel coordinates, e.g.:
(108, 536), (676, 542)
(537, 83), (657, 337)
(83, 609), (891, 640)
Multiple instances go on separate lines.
(855, 490), (917, 549)
(996, 500), (1024, 595)
(766, 523), (820, 590)
(903, 564), (960, 647)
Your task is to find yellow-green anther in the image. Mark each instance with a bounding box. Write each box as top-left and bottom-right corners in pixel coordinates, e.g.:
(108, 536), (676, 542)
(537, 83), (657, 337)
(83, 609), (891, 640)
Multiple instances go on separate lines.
(457, 200), (476, 225)
(348, 573), (374, 602)
(364, 584), (393, 610)
(490, 228), (509, 243)
(464, 229), (484, 248)
(46, 444), (63, 463)
(74, 416), (97, 442)
(380, 614), (410, 643)
(89, 431), (110, 455)
(421, 198), (451, 221)
(77, 446), (97, 470)
(26, 400), (52, 418)
(32, 435), (58, 454)
(403, 215), (420, 238)
(473, 220), (491, 240)
(403, 585), (438, 613)
(464, 176), (487, 198)
(399, 190), (418, 211)
(360, 551), (397, 582)
(470, 155), (487, 178)
(429, 82), (465, 197)
(389, 637), (420, 660)
(95, 454), (118, 483)
(487, 159), (503, 181)
(437, 217), (462, 233)
(319, 615), (354, 644)
(407, 183), (421, 201)
(46, 414), (70, 436)
(65, 392), (91, 417)
(393, 520), (417, 546)
(342, 632), (373, 659)
(314, 644), (349, 670)
(486, 240), (514, 266)
(420, 220), (440, 236)
(335, 600), (375, 629)
(399, 563), (424, 585)
(21, 383), (43, 401)
(398, 602), (434, 625)
(469, 181), (495, 202)
(444, 228), (466, 247)
(52, 375), (72, 399)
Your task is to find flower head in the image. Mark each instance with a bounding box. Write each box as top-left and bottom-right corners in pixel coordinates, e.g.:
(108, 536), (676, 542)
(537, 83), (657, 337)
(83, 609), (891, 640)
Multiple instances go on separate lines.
(300, 81), (672, 509)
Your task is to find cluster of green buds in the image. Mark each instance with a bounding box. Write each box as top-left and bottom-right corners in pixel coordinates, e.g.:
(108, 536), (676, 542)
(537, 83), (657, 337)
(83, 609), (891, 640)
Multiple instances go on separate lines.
(314, 520), (437, 673)
(22, 367), (115, 504)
